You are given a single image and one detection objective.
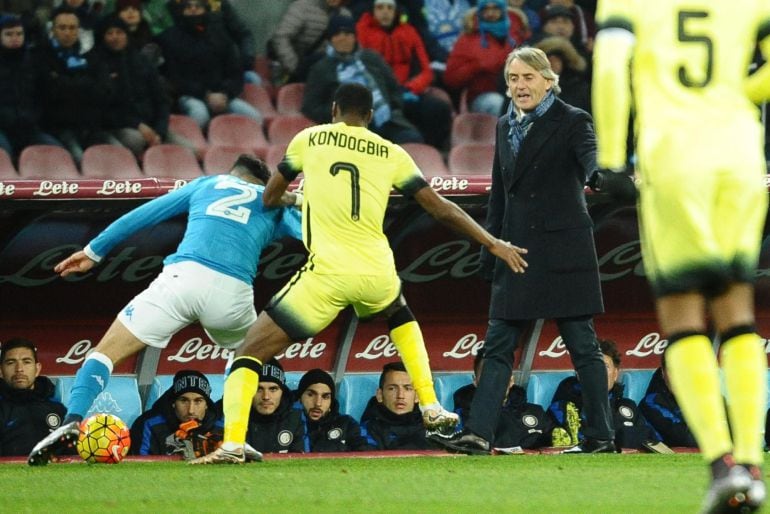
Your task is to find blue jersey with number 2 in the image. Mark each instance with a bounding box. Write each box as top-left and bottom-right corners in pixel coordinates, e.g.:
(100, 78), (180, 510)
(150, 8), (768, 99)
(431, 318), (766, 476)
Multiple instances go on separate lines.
(87, 175), (302, 284)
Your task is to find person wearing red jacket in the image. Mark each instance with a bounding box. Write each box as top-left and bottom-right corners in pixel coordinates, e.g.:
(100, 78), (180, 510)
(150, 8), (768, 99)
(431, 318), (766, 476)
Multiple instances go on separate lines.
(356, 0), (451, 149)
(444, 0), (527, 115)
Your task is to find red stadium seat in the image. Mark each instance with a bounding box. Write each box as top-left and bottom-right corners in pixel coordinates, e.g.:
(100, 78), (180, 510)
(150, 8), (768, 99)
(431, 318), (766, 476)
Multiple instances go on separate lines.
(240, 83), (278, 128)
(142, 144), (203, 179)
(81, 145), (144, 178)
(168, 114), (208, 159)
(265, 144), (288, 173)
(451, 112), (497, 147)
(275, 82), (305, 115)
(447, 143), (495, 176)
(251, 55), (275, 96)
(424, 86), (457, 117)
(267, 115), (314, 146)
(18, 145), (80, 179)
(203, 145), (256, 175)
(400, 143), (449, 176)
(0, 148), (17, 178)
(208, 114), (269, 157)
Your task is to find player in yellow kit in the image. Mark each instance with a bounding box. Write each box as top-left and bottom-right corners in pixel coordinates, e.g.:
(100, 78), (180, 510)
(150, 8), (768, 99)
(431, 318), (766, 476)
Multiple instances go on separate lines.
(191, 83), (529, 464)
(592, 1), (770, 512)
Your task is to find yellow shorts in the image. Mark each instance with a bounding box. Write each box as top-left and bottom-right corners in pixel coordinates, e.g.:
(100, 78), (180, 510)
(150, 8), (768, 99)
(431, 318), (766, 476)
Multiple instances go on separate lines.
(637, 124), (767, 297)
(265, 265), (402, 340)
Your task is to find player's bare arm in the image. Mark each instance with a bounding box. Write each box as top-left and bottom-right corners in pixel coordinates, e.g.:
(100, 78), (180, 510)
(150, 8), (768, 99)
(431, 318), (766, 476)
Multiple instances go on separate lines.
(263, 171), (302, 208)
(413, 185), (528, 273)
(54, 250), (96, 277)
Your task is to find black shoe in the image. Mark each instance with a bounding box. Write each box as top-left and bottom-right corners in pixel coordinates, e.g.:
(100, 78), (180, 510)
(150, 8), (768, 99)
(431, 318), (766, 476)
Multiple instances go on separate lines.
(427, 429), (491, 455)
(562, 438), (618, 454)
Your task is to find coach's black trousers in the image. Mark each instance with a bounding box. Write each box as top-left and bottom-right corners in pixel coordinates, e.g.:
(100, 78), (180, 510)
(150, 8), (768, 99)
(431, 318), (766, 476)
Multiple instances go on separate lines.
(466, 316), (614, 444)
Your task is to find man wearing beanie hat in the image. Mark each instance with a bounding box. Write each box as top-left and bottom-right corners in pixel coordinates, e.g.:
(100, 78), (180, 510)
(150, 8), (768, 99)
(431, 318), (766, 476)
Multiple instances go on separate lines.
(231, 359), (305, 454)
(300, 12), (424, 145)
(129, 369), (223, 457)
(87, 13), (171, 158)
(295, 369), (372, 452)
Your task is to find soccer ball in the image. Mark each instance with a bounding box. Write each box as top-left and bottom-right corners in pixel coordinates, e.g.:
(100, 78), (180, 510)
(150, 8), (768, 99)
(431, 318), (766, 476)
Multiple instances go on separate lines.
(77, 413), (131, 464)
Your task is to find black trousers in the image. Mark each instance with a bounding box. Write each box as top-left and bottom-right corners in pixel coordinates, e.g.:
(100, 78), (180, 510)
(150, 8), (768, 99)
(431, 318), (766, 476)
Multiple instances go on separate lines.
(466, 316), (614, 444)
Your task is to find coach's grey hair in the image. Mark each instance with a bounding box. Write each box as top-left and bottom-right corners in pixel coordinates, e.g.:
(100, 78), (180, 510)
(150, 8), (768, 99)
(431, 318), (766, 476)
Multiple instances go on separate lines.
(503, 46), (561, 96)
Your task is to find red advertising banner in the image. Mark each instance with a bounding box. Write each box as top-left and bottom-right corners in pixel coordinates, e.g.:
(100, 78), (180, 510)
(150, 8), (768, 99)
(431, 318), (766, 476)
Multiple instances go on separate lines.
(1, 177), (770, 377)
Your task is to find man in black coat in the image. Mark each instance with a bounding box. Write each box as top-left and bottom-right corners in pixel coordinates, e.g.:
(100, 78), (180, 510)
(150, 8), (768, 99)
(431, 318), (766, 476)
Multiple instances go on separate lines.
(130, 369), (223, 457)
(238, 359), (305, 454)
(301, 14), (423, 145)
(294, 368), (373, 452)
(432, 46), (614, 455)
(640, 354), (698, 448)
(88, 15), (171, 159)
(0, 14), (62, 160)
(453, 349), (554, 451)
(0, 338), (67, 456)
(359, 362), (430, 450)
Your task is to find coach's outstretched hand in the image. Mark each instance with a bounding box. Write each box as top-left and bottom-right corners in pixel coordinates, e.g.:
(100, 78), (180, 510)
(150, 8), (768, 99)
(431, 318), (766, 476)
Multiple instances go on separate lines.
(589, 168), (638, 203)
(54, 250), (97, 277)
(489, 240), (528, 273)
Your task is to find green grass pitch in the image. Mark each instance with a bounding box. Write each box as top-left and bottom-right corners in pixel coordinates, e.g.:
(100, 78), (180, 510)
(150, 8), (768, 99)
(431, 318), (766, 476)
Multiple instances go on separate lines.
(3, 453), (768, 513)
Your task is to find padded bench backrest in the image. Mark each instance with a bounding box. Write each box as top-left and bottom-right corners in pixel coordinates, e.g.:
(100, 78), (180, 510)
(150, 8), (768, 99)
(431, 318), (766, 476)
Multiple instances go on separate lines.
(337, 374), (380, 422)
(434, 373), (473, 412)
(55, 376), (143, 428)
(526, 371), (576, 409)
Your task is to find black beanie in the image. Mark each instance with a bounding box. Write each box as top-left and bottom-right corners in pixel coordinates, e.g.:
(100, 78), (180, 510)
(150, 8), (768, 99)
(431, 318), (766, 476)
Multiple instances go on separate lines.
(297, 368), (336, 402)
(258, 358), (286, 387)
(172, 370), (212, 399)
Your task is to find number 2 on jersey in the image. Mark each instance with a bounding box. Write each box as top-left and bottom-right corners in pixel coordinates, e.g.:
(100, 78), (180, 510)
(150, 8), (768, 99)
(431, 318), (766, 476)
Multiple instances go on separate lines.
(330, 162), (361, 221)
(205, 178), (256, 224)
(677, 10), (713, 88)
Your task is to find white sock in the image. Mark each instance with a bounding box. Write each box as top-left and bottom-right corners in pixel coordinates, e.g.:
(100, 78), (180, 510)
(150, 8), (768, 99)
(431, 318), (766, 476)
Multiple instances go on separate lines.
(221, 441), (244, 452)
(420, 402), (441, 413)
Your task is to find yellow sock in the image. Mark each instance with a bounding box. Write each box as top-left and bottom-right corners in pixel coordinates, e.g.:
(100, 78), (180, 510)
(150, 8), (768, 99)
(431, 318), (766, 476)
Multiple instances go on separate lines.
(222, 357), (262, 445)
(666, 334), (732, 461)
(389, 321), (438, 407)
(721, 332), (767, 465)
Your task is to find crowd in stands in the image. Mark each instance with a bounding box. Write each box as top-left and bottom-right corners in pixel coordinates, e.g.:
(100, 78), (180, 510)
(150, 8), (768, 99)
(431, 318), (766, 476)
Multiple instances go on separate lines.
(1, 0), (767, 176)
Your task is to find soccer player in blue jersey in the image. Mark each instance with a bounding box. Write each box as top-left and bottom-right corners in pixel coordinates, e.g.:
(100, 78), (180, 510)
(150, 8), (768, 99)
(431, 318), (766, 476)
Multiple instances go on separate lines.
(191, 83), (530, 464)
(593, 1), (770, 511)
(28, 155), (301, 465)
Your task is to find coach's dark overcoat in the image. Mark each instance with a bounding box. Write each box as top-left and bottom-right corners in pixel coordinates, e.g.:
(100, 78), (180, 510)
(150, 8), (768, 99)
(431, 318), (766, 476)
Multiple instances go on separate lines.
(482, 97), (603, 320)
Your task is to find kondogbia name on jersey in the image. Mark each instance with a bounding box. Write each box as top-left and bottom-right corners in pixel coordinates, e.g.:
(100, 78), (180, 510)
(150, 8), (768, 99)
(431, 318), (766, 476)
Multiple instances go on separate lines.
(308, 129), (389, 158)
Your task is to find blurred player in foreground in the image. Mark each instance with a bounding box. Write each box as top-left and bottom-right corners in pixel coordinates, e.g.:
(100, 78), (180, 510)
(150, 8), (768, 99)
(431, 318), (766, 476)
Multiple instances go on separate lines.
(592, 1), (770, 512)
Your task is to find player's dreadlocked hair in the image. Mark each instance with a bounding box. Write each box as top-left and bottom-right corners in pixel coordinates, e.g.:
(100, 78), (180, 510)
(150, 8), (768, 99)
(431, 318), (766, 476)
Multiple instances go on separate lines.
(232, 154), (271, 184)
(334, 83), (373, 119)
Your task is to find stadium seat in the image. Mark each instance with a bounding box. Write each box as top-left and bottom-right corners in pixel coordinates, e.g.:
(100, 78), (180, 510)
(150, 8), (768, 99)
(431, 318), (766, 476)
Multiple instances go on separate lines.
(338, 374), (380, 421)
(447, 143), (495, 175)
(203, 145), (256, 175)
(142, 144), (203, 179)
(525, 371), (576, 409)
(400, 143), (449, 176)
(424, 86), (456, 117)
(0, 148), (17, 178)
(275, 82), (305, 115)
(241, 83), (278, 128)
(434, 373), (473, 412)
(251, 55), (275, 95)
(81, 144), (144, 178)
(620, 369), (655, 404)
(168, 114), (208, 159)
(18, 145), (80, 179)
(265, 144), (288, 172)
(207, 114), (269, 156)
(267, 115), (314, 146)
(56, 376), (143, 427)
(451, 112), (497, 147)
